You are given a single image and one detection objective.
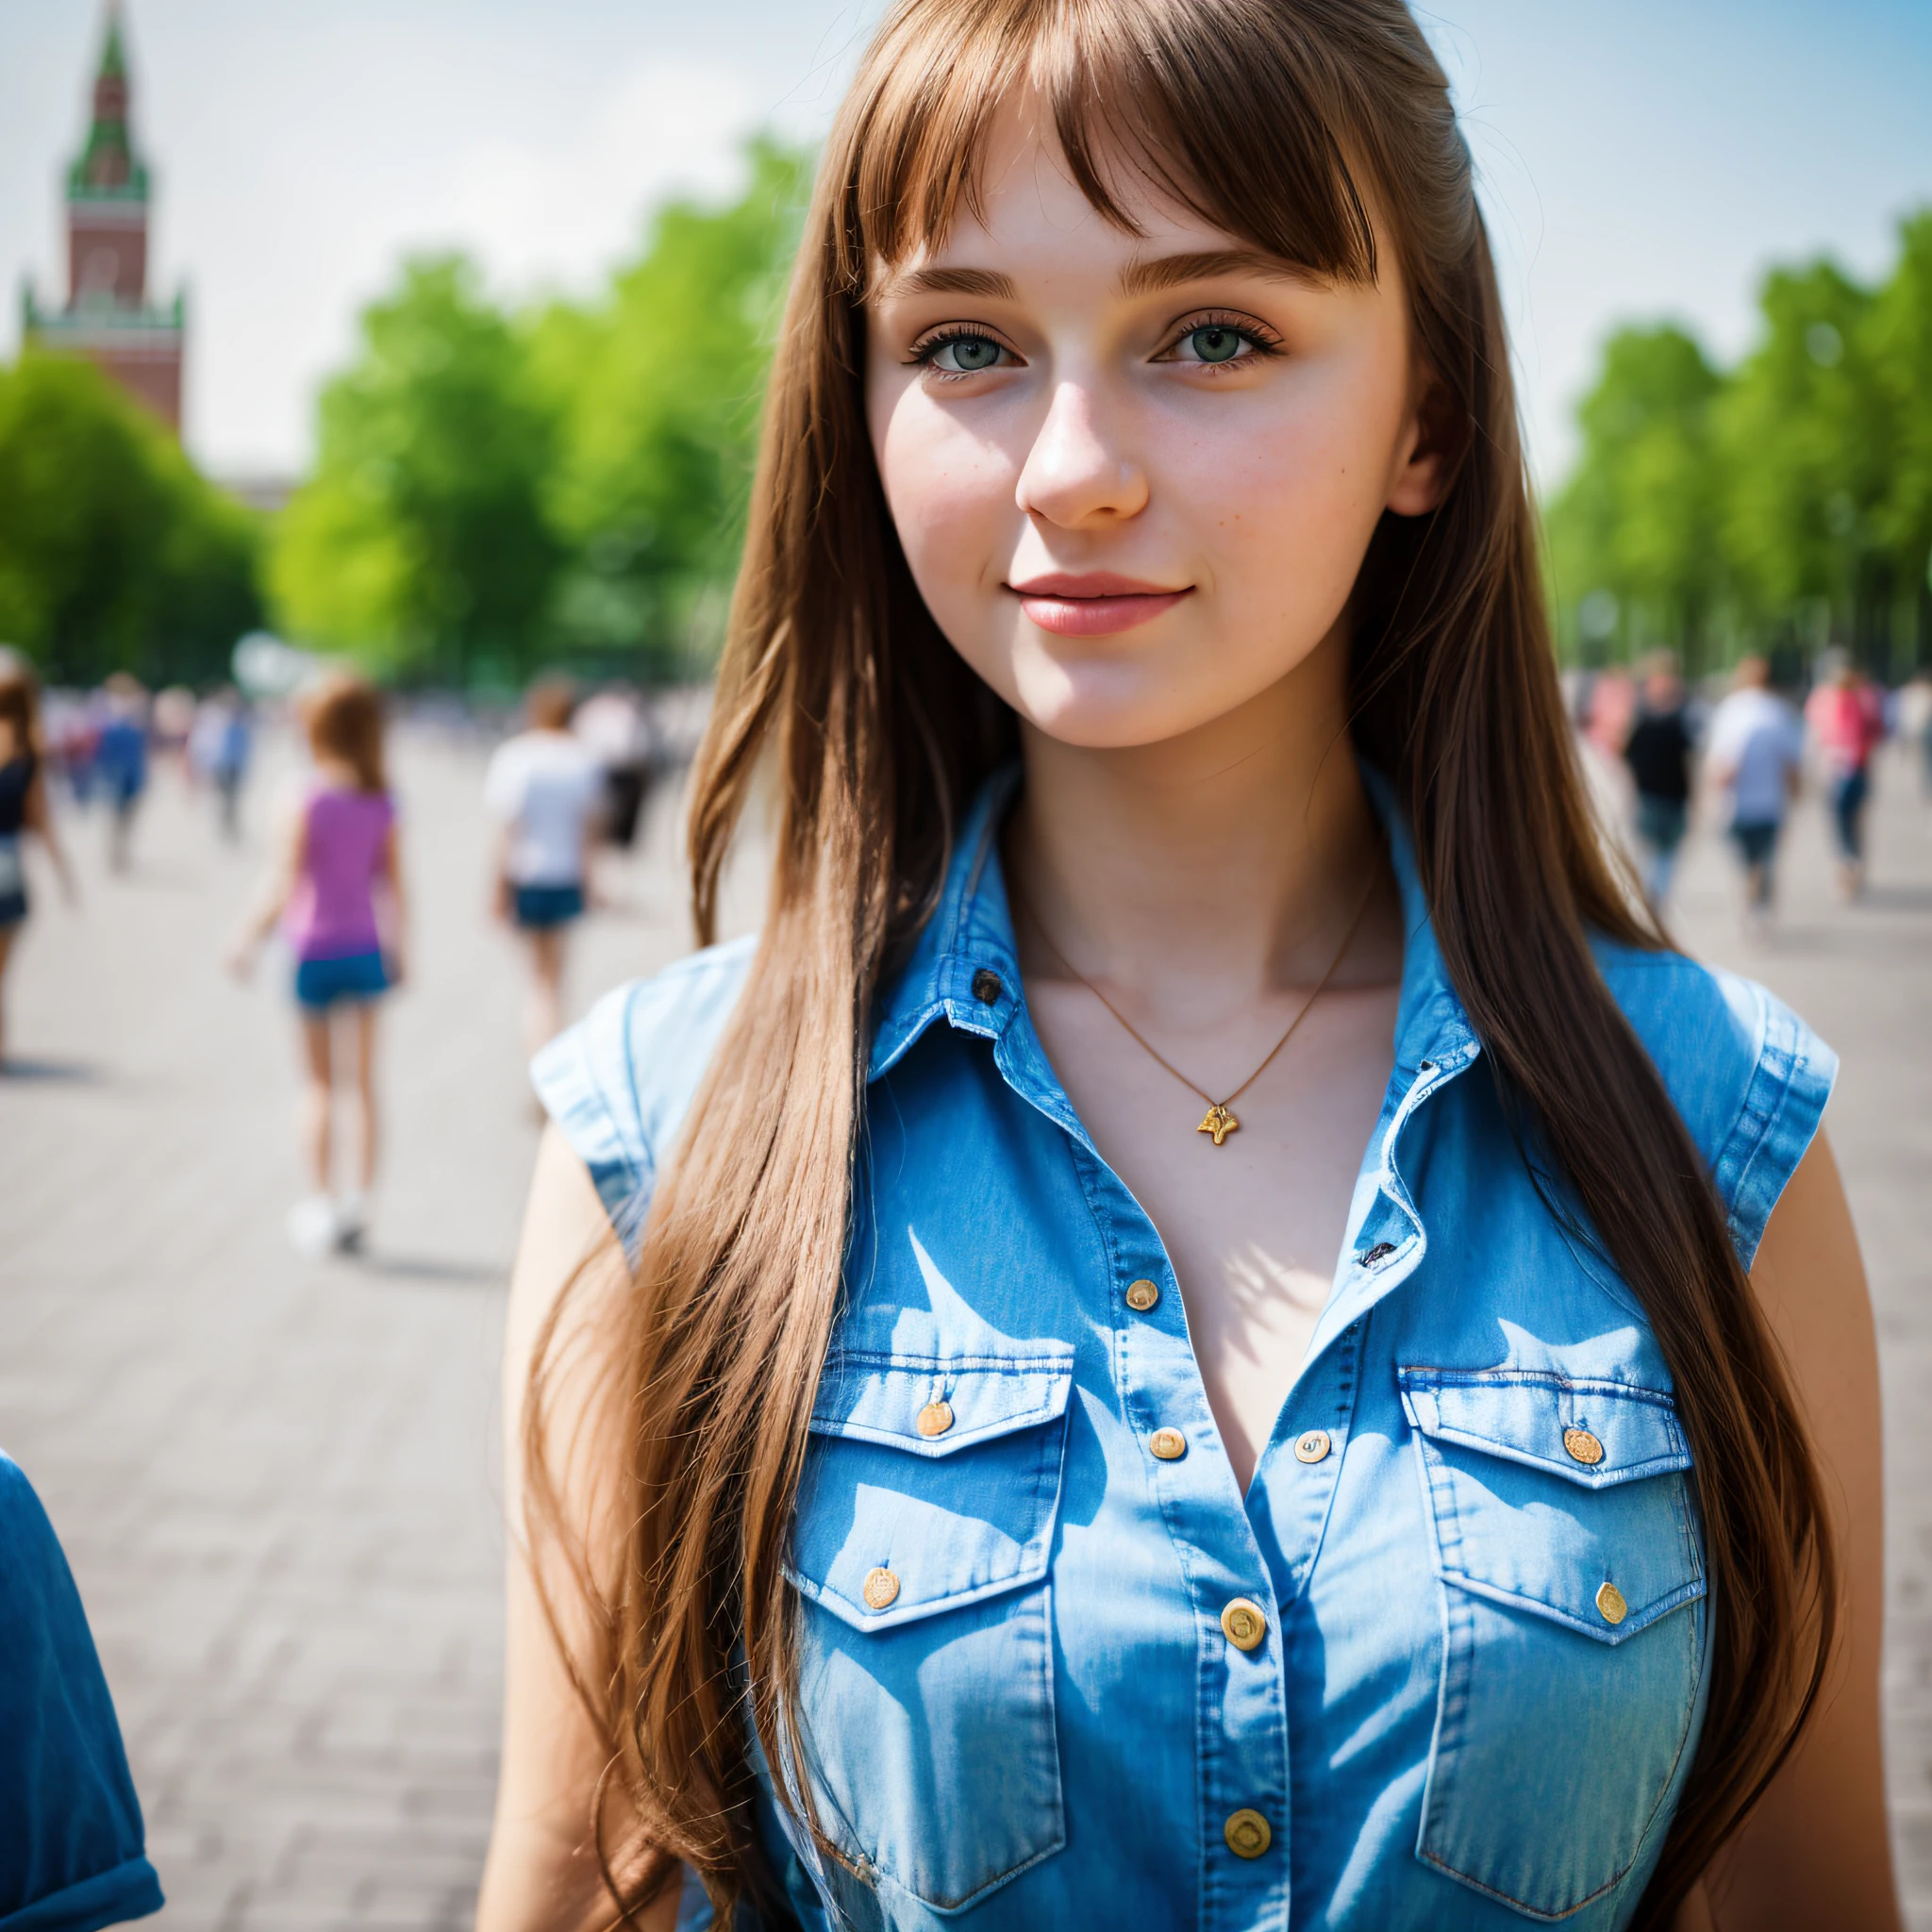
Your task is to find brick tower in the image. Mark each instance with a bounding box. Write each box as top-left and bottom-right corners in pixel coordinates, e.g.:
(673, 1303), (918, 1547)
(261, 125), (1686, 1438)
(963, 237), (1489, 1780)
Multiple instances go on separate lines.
(22, 5), (186, 434)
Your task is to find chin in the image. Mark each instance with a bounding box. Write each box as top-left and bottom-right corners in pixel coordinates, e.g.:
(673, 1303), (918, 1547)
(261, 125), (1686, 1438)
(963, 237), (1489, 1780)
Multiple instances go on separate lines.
(1000, 653), (1243, 751)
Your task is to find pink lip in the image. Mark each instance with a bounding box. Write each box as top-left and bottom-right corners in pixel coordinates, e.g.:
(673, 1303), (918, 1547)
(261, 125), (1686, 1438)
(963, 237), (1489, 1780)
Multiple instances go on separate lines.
(1006, 573), (1193, 638)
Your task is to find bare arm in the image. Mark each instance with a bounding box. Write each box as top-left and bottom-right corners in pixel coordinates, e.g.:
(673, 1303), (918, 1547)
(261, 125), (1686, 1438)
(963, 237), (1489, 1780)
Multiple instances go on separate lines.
(1680, 1130), (1899, 1929)
(476, 1126), (682, 1932)
(491, 822), (516, 923)
(379, 822), (408, 984)
(225, 798), (306, 974)
(22, 762), (76, 902)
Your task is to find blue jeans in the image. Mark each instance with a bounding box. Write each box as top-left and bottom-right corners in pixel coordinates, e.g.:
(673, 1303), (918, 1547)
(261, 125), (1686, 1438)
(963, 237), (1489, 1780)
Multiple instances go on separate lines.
(1634, 794), (1688, 906)
(1828, 768), (1870, 863)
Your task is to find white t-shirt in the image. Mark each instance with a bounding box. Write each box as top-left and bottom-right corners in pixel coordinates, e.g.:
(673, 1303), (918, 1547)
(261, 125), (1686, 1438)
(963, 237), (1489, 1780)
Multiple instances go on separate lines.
(485, 730), (604, 887)
(1705, 689), (1803, 827)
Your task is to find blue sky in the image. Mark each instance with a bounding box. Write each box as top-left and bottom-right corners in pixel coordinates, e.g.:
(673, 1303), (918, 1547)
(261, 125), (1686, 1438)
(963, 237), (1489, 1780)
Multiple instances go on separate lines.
(2, 0), (1928, 481)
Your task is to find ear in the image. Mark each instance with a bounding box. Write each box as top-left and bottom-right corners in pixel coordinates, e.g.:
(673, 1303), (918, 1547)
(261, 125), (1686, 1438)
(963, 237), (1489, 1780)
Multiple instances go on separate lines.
(1385, 372), (1457, 518)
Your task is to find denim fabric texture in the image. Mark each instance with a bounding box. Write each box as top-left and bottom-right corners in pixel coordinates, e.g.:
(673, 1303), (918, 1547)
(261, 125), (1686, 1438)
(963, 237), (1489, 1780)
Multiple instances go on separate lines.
(532, 770), (1836, 1932)
(0, 1454), (163, 1932)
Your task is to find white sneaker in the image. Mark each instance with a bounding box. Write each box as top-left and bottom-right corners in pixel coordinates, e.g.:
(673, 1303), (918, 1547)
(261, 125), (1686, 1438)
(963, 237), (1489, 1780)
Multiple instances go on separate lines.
(287, 1194), (340, 1258)
(334, 1192), (370, 1252)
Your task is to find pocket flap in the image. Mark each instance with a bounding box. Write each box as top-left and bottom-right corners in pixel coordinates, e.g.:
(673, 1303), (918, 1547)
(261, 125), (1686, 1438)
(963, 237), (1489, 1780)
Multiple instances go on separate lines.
(810, 1351), (1074, 1457)
(791, 1352), (1074, 1633)
(1399, 1367), (1703, 1644)
(1398, 1368), (1690, 1489)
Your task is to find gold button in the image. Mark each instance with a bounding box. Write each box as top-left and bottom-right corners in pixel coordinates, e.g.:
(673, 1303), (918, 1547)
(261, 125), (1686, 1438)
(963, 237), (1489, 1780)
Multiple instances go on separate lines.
(862, 1567), (901, 1611)
(1220, 1598), (1266, 1652)
(1125, 1278), (1160, 1312)
(1564, 1427), (1606, 1467)
(916, 1400), (955, 1438)
(1150, 1427), (1188, 1461)
(1595, 1580), (1628, 1626)
(1293, 1429), (1332, 1464)
(1224, 1808), (1273, 1858)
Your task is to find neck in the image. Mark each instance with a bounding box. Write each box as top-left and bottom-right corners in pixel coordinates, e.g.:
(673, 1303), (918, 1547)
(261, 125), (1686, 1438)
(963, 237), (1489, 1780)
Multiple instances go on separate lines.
(1006, 627), (1392, 1014)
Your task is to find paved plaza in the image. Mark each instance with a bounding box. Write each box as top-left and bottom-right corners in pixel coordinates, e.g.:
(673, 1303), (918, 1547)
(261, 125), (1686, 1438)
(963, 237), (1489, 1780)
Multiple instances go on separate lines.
(0, 724), (1928, 1928)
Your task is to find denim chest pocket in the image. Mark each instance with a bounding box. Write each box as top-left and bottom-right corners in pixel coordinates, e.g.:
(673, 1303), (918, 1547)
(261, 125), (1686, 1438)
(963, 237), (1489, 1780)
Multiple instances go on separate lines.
(1398, 1368), (1707, 1922)
(785, 1349), (1074, 1913)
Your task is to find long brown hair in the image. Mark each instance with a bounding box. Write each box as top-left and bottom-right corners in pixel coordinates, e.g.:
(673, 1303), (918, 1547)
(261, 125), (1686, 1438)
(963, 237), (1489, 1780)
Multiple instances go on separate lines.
(0, 653), (43, 759)
(527, 0), (1834, 1921)
(301, 672), (387, 792)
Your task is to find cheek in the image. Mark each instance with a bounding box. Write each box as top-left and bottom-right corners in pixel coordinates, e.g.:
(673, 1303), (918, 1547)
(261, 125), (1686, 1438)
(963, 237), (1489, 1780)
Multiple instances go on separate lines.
(874, 392), (1019, 595)
(1167, 377), (1397, 596)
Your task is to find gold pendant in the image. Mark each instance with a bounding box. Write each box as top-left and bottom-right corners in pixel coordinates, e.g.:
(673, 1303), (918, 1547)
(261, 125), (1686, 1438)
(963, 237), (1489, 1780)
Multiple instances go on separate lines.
(1197, 1103), (1240, 1146)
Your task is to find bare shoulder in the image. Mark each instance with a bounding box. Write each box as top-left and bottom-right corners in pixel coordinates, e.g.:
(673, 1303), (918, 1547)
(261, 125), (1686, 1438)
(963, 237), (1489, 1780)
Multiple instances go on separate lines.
(504, 1124), (623, 1403)
(1702, 1130), (1902, 1929)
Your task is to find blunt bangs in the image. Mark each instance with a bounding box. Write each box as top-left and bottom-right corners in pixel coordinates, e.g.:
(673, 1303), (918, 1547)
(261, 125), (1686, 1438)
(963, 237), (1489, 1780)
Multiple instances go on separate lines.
(839, 0), (1381, 295)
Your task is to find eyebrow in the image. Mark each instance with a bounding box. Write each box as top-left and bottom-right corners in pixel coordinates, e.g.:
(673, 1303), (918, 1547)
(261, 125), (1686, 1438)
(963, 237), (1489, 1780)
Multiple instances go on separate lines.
(1115, 250), (1326, 298)
(874, 251), (1323, 306)
(874, 265), (1019, 301)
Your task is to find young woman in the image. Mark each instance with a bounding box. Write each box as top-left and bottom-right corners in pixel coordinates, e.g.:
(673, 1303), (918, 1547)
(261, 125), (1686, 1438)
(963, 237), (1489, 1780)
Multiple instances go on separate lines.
(486, 678), (606, 1056)
(229, 674), (406, 1256)
(478, 2), (1897, 1926)
(0, 655), (77, 1068)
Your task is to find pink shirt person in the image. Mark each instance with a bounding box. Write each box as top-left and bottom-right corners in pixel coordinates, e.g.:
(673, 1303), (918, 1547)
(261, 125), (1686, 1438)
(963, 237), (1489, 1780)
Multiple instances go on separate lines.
(283, 785), (395, 962)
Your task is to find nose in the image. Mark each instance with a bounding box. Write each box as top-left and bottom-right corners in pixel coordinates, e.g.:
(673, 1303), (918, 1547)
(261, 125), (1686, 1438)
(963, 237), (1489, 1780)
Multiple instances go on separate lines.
(1014, 380), (1149, 528)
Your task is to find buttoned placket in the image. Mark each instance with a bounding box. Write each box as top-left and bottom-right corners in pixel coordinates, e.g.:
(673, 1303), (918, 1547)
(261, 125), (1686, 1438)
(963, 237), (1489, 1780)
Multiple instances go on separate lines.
(862, 777), (1488, 1927)
(963, 962), (1479, 1932)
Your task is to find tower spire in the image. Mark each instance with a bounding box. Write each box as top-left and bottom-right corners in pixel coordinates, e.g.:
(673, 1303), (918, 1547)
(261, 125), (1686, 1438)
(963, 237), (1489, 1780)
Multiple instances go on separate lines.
(24, 0), (185, 435)
(74, 2), (142, 196)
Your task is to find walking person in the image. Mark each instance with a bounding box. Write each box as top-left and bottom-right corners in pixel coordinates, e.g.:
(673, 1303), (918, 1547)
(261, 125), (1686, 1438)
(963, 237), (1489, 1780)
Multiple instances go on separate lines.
(1805, 652), (1886, 897)
(92, 674), (149, 874)
(485, 678), (604, 1057)
(228, 674), (406, 1257)
(189, 686), (253, 841)
(1898, 666), (1932, 809)
(1621, 650), (1696, 914)
(479, 8), (1897, 1928)
(572, 684), (658, 854)
(1705, 655), (1804, 937)
(0, 654), (78, 1069)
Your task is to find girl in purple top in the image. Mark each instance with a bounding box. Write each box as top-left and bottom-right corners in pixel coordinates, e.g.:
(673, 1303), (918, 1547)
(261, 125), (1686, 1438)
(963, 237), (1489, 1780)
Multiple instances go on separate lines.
(230, 674), (408, 1257)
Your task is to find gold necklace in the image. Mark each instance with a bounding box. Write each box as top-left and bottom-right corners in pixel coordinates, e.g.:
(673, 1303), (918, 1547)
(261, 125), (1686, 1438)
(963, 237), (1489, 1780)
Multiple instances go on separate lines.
(1017, 874), (1377, 1146)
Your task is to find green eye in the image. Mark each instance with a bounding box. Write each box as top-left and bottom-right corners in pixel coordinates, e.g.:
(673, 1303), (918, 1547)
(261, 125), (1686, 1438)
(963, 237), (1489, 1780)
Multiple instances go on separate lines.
(929, 335), (1006, 373)
(1186, 325), (1247, 363)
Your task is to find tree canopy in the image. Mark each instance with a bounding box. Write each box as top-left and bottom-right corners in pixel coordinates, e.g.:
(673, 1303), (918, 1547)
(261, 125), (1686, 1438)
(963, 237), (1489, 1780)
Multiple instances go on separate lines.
(1548, 209), (1932, 675)
(271, 141), (810, 686)
(271, 255), (562, 686)
(533, 140), (809, 677)
(0, 353), (261, 686)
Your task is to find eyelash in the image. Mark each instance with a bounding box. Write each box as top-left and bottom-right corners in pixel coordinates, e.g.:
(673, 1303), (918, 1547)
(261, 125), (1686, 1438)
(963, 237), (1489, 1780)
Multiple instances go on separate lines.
(907, 326), (1018, 380)
(1157, 311), (1282, 370)
(904, 309), (1284, 379)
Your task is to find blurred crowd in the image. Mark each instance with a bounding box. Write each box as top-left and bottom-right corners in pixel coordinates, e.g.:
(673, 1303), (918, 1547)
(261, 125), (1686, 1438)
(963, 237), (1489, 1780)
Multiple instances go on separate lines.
(0, 650), (705, 1252)
(1568, 651), (1932, 937)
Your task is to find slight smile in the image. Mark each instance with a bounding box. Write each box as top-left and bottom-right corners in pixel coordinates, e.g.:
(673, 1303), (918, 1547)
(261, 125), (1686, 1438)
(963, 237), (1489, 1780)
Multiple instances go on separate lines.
(1007, 574), (1194, 638)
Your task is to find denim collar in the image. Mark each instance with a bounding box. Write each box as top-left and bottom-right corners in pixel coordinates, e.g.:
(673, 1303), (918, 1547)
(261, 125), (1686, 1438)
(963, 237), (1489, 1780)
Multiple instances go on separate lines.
(866, 763), (1477, 1084)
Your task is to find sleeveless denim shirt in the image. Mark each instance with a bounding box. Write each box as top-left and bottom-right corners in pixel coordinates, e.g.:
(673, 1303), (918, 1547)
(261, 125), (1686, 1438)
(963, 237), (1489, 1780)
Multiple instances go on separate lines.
(532, 773), (1835, 1932)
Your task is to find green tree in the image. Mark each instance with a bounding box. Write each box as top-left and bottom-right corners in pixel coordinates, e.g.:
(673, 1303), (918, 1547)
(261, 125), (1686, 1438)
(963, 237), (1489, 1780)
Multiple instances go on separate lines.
(1717, 259), (1890, 649)
(530, 141), (811, 675)
(1868, 212), (1932, 662)
(1546, 325), (1725, 666)
(0, 352), (260, 684)
(272, 255), (561, 683)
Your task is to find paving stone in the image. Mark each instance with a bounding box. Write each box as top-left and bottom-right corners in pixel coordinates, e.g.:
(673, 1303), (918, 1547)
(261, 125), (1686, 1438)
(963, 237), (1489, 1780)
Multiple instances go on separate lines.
(0, 727), (700, 1931)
